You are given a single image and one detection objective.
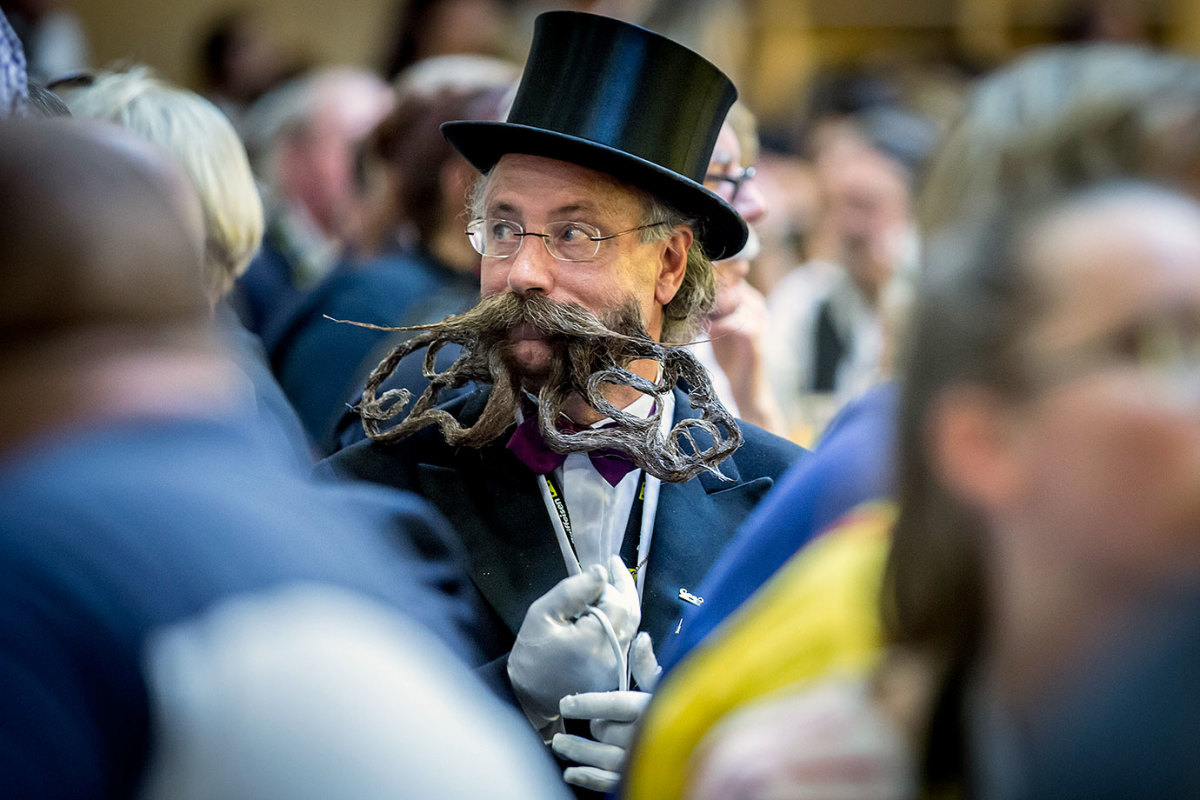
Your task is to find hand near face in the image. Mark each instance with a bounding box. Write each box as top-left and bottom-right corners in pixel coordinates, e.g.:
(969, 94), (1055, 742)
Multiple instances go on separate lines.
(708, 282), (786, 434)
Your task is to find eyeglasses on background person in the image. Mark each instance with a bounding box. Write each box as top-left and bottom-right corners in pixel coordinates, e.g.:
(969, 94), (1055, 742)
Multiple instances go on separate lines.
(705, 165), (756, 205)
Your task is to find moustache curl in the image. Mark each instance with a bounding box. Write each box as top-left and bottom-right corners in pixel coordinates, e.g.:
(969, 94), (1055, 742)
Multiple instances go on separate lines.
(334, 292), (743, 483)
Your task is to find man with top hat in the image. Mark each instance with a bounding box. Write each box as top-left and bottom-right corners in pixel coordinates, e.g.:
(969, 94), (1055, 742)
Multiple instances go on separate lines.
(320, 10), (802, 793)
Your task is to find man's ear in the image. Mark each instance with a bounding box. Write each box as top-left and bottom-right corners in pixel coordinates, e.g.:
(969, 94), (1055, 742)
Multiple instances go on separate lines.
(653, 226), (692, 307)
(927, 385), (1027, 514)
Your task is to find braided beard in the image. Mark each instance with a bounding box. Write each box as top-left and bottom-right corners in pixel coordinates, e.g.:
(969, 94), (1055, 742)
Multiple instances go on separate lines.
(350, 292), (742, 483)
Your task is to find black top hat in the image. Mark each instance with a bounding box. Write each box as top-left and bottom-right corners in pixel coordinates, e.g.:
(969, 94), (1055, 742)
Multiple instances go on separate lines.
(442, 11), (747, 260)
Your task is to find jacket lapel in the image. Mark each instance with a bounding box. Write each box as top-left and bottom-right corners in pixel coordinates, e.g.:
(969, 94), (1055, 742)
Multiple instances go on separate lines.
(640, 390), (776, 643)
(415, 392), (569, 638)
(412, 386), (775, 647)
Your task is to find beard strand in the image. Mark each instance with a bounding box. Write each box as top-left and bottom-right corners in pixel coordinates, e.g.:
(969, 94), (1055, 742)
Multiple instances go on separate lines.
(352, 292), (742, 483)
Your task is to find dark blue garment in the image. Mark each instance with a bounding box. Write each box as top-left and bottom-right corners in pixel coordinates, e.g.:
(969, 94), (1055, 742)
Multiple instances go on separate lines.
(228, 234), (311, 340)
(270, 248), (468, 450)
(0, 410), (487, 798)
(215, 300), (315, 469)
(1020, 584), (1200, 800)
(657, 381), (898, 673)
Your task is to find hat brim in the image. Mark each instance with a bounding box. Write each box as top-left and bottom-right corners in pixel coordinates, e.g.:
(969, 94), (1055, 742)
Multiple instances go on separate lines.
(443, 120), (748, 261)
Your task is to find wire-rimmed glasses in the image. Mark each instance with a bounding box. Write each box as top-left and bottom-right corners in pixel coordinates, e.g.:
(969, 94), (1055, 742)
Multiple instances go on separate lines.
(465, 218), (666, 262)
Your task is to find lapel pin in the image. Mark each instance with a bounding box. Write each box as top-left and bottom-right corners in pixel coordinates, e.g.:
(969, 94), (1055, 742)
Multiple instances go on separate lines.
(678, 588), (704, 606)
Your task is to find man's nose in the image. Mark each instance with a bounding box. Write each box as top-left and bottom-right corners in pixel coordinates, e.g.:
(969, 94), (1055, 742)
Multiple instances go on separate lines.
(735, 179), (768, 227)
(505, 234), (556, 295)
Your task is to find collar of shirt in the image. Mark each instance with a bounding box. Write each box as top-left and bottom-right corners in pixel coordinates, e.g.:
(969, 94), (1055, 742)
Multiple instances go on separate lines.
(560, 389), (672, 571)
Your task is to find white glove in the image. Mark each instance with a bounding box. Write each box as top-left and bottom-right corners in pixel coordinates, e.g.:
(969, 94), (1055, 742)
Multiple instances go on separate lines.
(508, 554), (641, 733)
(552, 631), (661, 792)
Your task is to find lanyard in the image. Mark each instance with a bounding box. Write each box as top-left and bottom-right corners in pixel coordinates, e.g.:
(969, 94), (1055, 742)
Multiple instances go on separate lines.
(523, 396), (668, 600)
(537, 467), (659, 599)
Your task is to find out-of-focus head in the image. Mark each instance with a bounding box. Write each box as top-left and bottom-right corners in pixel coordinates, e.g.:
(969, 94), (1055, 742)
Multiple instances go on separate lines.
(888, 183), (1200, 660)
(61, 67), (264, 301)
(920, 45), (1200, 237)
(200, 8), (286, 104)
(704, 103), (768, 321)
(999, 187), (1200, 576)
(0, 117), (209, 344)
(243, 67), (393, 242)
(381, 0), (513, 81)
(811, 108), (934, 300)
(362, 54), (517, 249)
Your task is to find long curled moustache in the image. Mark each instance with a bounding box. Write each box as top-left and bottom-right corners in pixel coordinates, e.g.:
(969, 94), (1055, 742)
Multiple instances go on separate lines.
(340, 292), (743, 483)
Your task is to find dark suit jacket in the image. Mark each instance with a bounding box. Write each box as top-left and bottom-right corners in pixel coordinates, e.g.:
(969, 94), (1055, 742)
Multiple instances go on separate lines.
(321, 386), (804, 671)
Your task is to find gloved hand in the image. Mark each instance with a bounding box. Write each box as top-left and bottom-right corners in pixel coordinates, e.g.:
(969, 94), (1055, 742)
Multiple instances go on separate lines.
(508, 554), (641, 734)
(552, 631), (661, 792)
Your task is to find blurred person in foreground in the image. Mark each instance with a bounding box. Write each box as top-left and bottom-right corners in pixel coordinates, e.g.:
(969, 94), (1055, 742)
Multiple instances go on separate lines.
(270, 55), (517, 452)
(694, 102), (785, 436)
(676, 184), (1200, 799)
(321, 11), (802, 794)
(623, 43), (1200, 800)
(58, 66), (314, 467)
(0, 117), (568, 800)
(1020, 580), (1200, 799)
(233, 67), (394, 339)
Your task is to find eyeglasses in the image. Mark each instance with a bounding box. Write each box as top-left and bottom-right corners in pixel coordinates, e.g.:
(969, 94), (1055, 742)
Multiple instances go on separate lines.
(465, 218), (666, 262)
(705, 165), (756, 204)
(1030, 309), (1200, 397)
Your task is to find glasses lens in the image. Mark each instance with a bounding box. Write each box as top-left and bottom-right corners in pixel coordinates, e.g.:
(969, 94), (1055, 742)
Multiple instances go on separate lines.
(468, 219), (523, 257)
(1136, 316), (1200, 384)
(705, 165), (756, 204)
(545, 221), (601, 261)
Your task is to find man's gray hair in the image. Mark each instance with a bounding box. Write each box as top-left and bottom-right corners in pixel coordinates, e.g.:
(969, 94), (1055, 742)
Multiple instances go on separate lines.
(467, 173), (715, 343)
(637, 194), (714, 343)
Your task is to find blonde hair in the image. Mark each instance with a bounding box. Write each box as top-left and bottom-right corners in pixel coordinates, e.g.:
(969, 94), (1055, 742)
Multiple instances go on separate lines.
(64, 67), (264, 299)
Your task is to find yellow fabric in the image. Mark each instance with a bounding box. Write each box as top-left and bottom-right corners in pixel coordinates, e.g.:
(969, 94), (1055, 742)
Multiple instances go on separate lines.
(623, 501), (896, 800)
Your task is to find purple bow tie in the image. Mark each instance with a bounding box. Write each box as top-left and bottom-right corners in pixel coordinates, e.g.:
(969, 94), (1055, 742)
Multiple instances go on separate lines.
(506, 412), (639, 487)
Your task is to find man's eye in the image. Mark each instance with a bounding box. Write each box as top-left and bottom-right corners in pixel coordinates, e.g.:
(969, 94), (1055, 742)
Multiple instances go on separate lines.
(490, 222), (520, 241)
(556, 224), (592, 243)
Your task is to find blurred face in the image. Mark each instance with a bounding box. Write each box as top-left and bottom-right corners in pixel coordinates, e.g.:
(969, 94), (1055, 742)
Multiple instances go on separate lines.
(816, 141), (911, 297)
(477, 154), (688, 384)
(1003, 193), (1200, 583)
(283, 82), (392, 239)
(417, 0), (508, 60)
(705, 123), (767, 320)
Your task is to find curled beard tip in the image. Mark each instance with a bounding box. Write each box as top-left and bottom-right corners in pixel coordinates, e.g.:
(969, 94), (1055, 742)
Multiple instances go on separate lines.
(359, 388), (414, 422)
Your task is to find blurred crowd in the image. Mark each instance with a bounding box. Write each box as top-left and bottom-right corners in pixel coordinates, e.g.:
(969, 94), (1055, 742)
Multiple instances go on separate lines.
(3, 0), (1200, 798)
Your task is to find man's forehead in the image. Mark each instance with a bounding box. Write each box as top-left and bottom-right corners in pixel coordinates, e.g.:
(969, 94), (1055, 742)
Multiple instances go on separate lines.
(483, 153), (643, 218)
